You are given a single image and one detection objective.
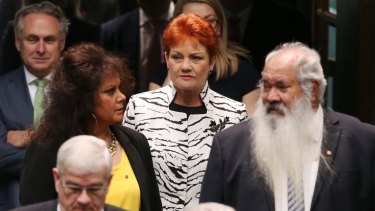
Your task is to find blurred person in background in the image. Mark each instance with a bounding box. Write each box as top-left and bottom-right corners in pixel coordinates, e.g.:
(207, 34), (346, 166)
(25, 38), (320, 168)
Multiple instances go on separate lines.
(101, 0), (174, 93)
(219, 0), (311, 70)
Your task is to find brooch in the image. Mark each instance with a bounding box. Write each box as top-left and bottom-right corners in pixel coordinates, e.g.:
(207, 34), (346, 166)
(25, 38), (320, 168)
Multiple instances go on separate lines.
(209, 117), (229, 133)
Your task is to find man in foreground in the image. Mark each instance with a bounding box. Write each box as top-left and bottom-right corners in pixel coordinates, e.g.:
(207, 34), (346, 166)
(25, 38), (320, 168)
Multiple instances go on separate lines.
(11, 135), (124, 211)
(200, 42), (375, 211)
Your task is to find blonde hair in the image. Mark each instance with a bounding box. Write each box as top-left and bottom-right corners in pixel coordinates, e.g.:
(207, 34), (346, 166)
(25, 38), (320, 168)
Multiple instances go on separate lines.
(174, 0), (250, 80)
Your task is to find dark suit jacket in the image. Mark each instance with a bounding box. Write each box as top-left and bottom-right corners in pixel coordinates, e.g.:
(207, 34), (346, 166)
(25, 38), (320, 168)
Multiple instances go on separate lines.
(238, 0), (311, 71)
(20, 125), (162, 211)
(101, 9), (140, 91)
(10, 199), (125, 211)
(0, 67), (32, 210)
(200, 110), (375, 211)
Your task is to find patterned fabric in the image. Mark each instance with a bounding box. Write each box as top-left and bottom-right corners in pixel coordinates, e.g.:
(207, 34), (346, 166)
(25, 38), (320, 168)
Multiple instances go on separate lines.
(288, 177), (304, 211)
(33, 79), (46, 124)
(123, 82), (247, 210)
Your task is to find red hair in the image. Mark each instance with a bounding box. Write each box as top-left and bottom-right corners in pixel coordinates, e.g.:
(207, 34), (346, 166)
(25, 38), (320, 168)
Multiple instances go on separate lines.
(163, 13), (218, 61)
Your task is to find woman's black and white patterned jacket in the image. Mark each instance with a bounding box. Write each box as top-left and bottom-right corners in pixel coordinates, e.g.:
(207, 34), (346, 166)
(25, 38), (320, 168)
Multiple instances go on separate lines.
(123, 82), (247, 210)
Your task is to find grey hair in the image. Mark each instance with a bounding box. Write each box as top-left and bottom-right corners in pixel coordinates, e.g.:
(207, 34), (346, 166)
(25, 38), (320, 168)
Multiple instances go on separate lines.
(14, 1), (69, 39)
(265, 42), (327, 103)
(56, 135), (112, 179)
(184, 202), (235, 211)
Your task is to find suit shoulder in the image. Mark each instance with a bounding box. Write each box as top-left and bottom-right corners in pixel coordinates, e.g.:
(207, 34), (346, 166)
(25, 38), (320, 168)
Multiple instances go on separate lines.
(101, 9), (138, 31)
(0, 67), (22, 80)
(215, 120), (251, 144)
(328, 110), (375, 137)
(10, 200), (56, 211)
(112, 124), (146, 140)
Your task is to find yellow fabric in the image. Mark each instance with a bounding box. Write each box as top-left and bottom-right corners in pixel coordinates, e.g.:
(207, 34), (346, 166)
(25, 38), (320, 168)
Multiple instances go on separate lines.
(106, 148), (141, 211)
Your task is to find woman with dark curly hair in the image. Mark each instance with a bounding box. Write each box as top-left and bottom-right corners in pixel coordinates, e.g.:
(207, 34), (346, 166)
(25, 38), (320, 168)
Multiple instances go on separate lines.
(20, 43), (162, 211)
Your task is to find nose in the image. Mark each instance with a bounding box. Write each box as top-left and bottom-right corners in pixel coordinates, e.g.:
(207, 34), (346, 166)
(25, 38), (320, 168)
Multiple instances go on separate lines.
(76, 189), (91, 205)
(181, 59), (192, 72)
(36, 41), (46, 54)
(263, 87), (281, 103)
(117, 90), (126, 103)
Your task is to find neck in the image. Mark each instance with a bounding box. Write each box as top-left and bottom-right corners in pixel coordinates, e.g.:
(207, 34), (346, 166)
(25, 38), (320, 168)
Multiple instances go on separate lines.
(174, 91), (202, 107)
(91, 124), (111, 144)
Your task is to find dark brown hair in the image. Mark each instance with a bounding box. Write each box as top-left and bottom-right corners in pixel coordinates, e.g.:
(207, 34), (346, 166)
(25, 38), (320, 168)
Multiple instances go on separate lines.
(34, 42), (134, 146)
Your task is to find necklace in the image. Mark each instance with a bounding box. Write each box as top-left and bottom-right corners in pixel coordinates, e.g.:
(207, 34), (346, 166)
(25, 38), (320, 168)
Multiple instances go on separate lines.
(108, 132), (119, 156)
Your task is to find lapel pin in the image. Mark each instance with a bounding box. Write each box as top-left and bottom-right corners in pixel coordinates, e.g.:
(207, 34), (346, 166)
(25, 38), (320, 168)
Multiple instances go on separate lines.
(326, 150), (332, 156)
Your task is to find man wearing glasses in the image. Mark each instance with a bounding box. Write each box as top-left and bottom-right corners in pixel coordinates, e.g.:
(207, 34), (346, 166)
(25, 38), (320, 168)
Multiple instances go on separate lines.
(11, 135), (124, 211)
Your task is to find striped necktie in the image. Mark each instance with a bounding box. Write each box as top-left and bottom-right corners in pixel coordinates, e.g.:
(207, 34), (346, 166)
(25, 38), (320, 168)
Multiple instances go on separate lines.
(33, 79), (46, 125)
(287, 177), (305, 211)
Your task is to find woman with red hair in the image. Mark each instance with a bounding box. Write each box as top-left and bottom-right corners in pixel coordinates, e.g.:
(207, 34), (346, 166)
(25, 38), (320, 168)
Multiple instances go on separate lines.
(123, 13), (247, 210)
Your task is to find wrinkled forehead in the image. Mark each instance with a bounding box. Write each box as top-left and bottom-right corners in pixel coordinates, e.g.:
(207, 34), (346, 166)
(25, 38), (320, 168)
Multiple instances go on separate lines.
(262, 53), (298, 83)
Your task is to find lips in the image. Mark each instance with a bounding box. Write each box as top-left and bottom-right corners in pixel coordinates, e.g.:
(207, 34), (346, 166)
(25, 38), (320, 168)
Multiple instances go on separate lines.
(115, 108), (124, 113)
(180, 75), (194, 80)
(32, 58), (49, 63)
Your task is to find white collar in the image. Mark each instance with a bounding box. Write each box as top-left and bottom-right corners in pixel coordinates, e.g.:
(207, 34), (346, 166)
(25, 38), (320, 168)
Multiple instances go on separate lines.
(23, 66), (51, 85)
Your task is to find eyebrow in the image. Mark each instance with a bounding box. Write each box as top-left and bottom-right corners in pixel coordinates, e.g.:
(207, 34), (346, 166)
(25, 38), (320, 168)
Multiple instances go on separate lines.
(64, 181), (103, 187)
(204, 15), (217, 19)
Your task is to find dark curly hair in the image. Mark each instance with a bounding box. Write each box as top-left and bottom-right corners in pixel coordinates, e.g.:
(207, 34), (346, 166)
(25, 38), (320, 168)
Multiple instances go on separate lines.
(34, 42), (134, 146)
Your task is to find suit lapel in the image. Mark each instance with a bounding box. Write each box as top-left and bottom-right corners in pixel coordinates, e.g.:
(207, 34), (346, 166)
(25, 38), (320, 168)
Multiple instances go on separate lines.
(311, 110), (341, 208)
(264, 185), (275, 211)
(7, 68), (33, 126)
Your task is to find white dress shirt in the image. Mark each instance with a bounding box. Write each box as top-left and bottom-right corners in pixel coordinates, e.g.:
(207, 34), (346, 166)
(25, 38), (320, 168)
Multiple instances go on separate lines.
(274, 106), (324, 211)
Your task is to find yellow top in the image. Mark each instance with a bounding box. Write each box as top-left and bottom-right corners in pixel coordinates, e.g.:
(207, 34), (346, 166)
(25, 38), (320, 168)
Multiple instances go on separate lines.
(106, 148), (141, 211)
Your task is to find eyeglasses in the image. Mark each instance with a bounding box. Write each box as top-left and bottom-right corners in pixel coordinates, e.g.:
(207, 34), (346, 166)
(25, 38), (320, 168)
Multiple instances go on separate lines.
(60, 181), (105, 198)
(204, 18), (220, 28)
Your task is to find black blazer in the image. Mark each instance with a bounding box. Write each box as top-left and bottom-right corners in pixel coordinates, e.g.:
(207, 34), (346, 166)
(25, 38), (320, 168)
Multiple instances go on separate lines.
(20, 125), (162, 211)
(0, 67), (31, 210)
(200, 110), (375, 211)
(10, 199), (125, 211)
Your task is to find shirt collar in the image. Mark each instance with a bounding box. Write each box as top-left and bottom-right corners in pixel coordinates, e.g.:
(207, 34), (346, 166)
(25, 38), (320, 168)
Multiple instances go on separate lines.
(139, 1), (175, 27)
(57, 203), (104, 211)
(312, 105), (324, 143)
(23, 66), (52, 85)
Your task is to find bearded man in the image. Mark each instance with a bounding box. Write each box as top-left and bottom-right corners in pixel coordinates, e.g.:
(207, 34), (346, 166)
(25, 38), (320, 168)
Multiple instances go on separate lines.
(200, 42), (375, 211)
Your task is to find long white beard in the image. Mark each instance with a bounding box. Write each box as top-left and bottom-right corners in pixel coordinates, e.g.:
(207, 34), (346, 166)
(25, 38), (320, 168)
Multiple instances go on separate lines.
(251, 96), (321, 194)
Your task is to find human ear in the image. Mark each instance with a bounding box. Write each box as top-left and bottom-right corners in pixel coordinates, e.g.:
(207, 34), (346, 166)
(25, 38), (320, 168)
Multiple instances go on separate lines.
(52, 168), (60, 193)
